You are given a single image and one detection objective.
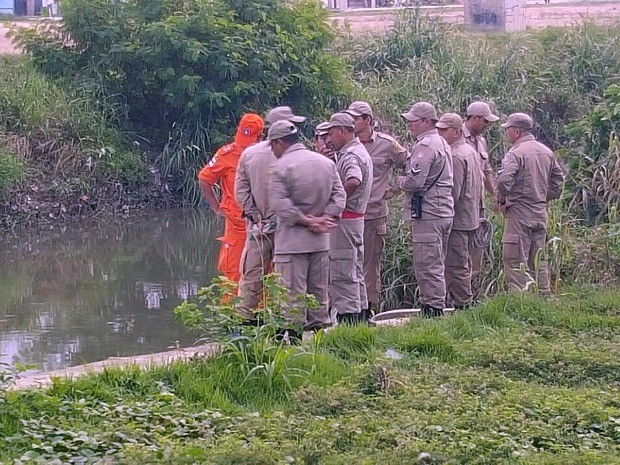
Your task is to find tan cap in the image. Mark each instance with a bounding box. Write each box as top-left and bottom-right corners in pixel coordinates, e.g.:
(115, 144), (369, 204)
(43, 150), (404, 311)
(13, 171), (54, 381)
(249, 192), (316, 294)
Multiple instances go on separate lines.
(344, 101), (373, 118)
(267, 120), (298, 141)
(466, 101), (499, 122)
(435, 112), (463, 129)
(323, 112), (355, 130)
(501, 113), (534, 130)
(315, 122), (330, 136)
(265, 106), (307, 126)
(401, 102), (438, 122)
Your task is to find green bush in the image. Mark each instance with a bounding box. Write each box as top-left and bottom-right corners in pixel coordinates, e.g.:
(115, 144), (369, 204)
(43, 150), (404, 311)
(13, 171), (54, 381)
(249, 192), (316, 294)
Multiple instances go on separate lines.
(0, 55), (145, 196)
(15, 0), (352, 201)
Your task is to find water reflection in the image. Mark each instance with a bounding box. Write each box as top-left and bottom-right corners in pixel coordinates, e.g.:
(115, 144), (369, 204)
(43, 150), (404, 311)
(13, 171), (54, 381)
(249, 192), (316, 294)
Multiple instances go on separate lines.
(0, 210), (221, 373)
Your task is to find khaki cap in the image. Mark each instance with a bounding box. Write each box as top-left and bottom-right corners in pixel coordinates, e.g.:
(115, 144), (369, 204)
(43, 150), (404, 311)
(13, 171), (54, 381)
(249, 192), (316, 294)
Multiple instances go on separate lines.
(466, 101), (499, 122)
(401, 102), (438, 122)
(323, 112), (355, 130)
(315, 122), (330, 137)
(267, 120), (298, 141)
(501, 113), (534, 130)
(344, 101), (374, 118)
(265, 106), (307, 126)
(435, 112), (463, 129)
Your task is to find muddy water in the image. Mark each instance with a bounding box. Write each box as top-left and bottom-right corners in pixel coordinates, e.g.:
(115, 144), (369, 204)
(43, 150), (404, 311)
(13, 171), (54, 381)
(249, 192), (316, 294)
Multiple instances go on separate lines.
(0, 210), (221, 374)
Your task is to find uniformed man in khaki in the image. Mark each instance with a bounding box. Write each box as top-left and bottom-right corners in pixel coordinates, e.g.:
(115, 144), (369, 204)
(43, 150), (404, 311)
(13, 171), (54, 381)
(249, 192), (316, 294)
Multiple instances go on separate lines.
(269, 120), (346, 333)
(497, 113), (564, 293)
(344, 101), (408, 316)
(463, 101), (500, 297)
(235, 107), (306, 321)
(398, 102), (454, 317)
(313, 122), (335, 160)
(324, 112), (373, 323)
(436, 113), (483, 309)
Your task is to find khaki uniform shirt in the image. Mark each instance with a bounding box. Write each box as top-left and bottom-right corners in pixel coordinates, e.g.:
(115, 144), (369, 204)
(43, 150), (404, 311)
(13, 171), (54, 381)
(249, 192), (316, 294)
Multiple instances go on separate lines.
(497, 134), (564, 220)
(362, 131), (408, 220)
(335, 138), (374, 214)
(271, 143), (346, 254)
(399, 129), (454, 220)
(463, 123), (494, 177)
(235, 140), (276, 222)
(451, 138), (482, 231)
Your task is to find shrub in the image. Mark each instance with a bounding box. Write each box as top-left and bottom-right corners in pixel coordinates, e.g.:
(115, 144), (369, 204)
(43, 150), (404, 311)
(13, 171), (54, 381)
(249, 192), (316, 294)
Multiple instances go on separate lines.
(14, 0), (352, 201)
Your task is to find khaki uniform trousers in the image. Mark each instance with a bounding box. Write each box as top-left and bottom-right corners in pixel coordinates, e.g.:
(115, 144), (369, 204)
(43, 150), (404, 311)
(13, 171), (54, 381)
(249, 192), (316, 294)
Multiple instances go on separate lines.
(363, 217), (387, 308)
(446, 229), (476, 307)
(411, 217), (452, 309)
(237, 231), (275, 319)
(502, 216), (551, 293)
(330, 218), (367, 315)
(273, 251), (331, 329)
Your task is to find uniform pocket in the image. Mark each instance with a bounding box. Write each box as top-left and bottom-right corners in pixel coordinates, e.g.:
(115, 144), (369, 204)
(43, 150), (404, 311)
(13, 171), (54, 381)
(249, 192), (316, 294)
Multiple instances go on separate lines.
(377, 220), (387, 236)
(329, 250), (355, 283)
(412, 233), (440, 265)
(502, 234), (522, 261)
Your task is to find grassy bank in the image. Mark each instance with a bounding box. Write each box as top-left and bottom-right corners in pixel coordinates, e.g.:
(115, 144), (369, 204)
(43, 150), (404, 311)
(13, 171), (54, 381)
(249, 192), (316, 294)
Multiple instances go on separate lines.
(0, 55), (167, 230)
(1, 290), (619, 464)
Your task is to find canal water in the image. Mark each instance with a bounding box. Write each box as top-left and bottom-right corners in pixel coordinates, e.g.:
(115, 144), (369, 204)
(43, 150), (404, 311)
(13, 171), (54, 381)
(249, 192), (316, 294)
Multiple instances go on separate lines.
(0, 210), (221, 374)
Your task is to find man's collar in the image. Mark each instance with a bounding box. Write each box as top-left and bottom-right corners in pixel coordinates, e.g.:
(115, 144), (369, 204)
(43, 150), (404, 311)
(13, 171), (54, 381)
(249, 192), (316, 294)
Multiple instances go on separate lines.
(416, 128), (438, 141)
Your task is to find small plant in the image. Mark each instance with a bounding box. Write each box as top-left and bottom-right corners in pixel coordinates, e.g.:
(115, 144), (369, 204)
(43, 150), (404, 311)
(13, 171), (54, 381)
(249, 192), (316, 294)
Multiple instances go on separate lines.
(174, 273), (315, 399)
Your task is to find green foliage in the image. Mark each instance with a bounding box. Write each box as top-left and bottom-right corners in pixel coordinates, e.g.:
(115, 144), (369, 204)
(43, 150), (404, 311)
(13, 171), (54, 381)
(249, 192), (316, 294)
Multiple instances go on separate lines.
(14, 0), (352, 201)
(4, 291), (620, 464)
(174, 273), (317, 402)
(348, 20), (620, 306)
(0, 55), (146, 206)
(565, 84), (620, 224)
(0, 147), (25, 195)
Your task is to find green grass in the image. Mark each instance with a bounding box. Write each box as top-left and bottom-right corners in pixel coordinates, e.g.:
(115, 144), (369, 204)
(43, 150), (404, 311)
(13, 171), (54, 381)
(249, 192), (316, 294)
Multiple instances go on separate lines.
(1, 290), (619, 464)
(0, 54), (146, 211)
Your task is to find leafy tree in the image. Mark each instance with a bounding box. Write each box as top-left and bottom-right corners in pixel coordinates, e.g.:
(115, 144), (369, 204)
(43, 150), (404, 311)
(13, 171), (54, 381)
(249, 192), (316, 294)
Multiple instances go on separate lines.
(16, 0), (351, 201)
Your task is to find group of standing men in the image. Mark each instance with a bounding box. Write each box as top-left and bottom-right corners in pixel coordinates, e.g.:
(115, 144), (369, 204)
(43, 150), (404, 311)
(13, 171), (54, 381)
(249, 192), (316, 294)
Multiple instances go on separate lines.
(198, 99), (564, 333)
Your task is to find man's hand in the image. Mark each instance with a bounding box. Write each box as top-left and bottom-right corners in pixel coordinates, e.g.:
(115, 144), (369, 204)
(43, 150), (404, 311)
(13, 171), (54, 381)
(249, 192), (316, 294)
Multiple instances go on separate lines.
(306, 215), (337, 234)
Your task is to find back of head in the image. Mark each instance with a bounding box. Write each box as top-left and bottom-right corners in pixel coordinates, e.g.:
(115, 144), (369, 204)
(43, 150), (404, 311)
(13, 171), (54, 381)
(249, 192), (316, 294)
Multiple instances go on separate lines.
(265, 106), (307, 127)
(501, 113), (534, 131)
(235, 113), (265, 148)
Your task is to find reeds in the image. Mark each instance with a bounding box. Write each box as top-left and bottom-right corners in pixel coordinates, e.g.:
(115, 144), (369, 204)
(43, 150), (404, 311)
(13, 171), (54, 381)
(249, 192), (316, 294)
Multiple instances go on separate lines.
(336, 15), (620, 305)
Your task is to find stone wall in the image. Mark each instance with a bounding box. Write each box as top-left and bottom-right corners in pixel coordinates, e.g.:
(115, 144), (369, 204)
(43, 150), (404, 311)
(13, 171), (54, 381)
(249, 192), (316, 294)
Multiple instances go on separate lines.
(329, 2), (620, 34)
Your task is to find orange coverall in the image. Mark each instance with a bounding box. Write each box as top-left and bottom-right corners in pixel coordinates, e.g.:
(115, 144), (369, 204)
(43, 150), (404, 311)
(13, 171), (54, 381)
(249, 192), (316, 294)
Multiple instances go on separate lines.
(198, 114), (264, 282)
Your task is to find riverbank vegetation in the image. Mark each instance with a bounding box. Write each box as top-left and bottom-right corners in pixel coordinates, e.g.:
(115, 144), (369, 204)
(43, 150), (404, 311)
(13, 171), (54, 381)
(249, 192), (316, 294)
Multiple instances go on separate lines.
(1, 290), (619, 463)
(3, 2), (619, 299)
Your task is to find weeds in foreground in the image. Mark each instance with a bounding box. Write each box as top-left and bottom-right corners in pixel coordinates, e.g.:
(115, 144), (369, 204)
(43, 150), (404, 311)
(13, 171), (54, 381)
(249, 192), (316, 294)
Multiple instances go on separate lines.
(1, 291), (620, 463)
(174, 273), (316, 401)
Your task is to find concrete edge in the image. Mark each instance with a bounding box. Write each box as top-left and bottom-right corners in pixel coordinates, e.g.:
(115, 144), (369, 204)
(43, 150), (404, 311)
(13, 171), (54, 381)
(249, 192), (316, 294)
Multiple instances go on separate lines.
(12, 343), (222, 391)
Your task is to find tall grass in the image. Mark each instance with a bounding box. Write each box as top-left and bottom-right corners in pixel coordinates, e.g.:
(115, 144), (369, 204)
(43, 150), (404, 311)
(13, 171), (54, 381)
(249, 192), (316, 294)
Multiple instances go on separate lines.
(0, 55), (146, 206)
(335, 13), (620, 306)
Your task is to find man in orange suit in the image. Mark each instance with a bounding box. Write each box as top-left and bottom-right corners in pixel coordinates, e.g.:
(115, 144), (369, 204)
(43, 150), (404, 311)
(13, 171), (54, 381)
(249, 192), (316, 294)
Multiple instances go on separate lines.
(198, 113), (264, 282)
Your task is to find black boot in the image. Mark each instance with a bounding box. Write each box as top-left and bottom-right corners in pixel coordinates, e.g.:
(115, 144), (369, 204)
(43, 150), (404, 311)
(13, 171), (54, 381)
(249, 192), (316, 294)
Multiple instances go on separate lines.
(421, 304), (443, 318)
(337, 312), (363, 325)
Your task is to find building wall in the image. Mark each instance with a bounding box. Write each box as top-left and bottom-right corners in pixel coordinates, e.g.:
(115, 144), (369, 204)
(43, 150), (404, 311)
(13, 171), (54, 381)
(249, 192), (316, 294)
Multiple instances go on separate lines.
(329, 2), (620, 34)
